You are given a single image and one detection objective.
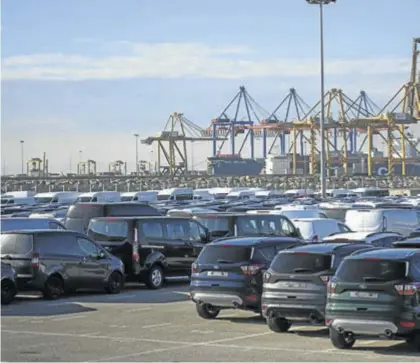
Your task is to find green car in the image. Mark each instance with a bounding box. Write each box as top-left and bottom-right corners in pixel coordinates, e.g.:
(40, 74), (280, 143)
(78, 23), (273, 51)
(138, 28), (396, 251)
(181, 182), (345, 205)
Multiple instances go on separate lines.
(326, 248), (420, 351)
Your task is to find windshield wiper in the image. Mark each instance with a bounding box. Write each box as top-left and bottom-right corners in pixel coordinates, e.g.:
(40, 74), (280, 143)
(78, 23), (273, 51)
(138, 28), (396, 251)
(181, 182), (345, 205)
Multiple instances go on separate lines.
(363, 276), (385, 281)
(293, 267), (314, 273)
(217, 259), (234, 264)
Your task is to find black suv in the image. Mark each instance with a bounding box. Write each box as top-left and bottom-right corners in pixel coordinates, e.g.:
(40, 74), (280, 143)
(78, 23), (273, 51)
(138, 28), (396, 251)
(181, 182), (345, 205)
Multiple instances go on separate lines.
(193, 213), (301, 240)
(189, 236), (304, 319)
(0, 230), (124, 299)
(1, 262), (17, 305)
(87, 216), (210, 289)
(326, 248), (420, 351)
(262, 243), (373, 332)
(65, 202), (161, 233)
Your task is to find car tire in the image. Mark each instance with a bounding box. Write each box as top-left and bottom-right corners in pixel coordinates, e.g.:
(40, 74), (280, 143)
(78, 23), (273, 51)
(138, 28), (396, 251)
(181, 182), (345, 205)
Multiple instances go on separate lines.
(196, 303), (220, 319)
(43, 275), (64, 300)
(105, 272), (123, 294)
(267, 316), (291, 333)
(145, 265), (164, 290)
(1, 280), (16, 305)
(329, 327), (355, 349)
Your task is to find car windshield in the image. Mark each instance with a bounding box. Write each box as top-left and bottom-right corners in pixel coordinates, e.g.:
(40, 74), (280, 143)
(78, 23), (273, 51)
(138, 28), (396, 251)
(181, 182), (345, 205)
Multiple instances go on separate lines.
(271, 253), (332, 273)
(335, 259), (407, 282)
(157, 194), (170, 201)
(35, 197), (53, 204)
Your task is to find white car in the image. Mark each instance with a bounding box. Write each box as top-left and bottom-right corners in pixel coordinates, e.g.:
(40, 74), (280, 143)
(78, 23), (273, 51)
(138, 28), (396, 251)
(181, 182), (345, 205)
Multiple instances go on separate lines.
(322, 231), (403, 247)
(292, 218), (351, 242)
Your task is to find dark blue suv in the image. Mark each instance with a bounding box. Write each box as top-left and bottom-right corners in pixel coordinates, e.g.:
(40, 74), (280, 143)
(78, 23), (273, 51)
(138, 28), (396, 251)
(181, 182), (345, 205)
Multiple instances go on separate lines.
(189, 236), (303, 319)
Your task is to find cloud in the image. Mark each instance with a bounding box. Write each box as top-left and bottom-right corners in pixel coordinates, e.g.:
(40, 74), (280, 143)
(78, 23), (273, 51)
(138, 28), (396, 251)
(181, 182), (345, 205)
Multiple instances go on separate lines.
(1, 42), (411, 81)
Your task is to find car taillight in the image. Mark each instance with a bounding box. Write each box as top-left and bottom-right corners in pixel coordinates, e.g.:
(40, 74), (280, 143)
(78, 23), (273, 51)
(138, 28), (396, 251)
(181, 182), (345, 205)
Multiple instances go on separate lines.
(327, 281), (337, 294)
(263, 271), (271, 283)
(132, 251), (140, 262)
(191, 263), (198, 274)
(31, 252), (40, 269)
(395, 284), (417, 296)
(320, 275), (331, 285)
(241, 264), (264, 276)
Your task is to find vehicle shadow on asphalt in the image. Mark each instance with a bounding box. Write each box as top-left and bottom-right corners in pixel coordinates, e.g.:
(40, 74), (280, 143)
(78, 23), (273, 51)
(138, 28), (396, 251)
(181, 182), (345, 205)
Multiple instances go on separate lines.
(1, 301), (96, 317)
(217, 315), (266, 325)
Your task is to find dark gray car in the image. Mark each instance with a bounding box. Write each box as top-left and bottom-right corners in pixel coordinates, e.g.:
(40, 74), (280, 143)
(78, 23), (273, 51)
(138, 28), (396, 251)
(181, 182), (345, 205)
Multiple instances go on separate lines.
(262, 243), (374, 332)
(1, 262), (17, 305)
(0, 230), (124, 299)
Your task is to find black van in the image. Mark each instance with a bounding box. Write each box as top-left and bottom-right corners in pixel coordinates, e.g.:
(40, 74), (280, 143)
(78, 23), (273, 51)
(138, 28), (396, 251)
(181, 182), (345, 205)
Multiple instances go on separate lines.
(65, 202), (161, 233)
(192, 213), (301, 240)
(87, 216), (209, 289)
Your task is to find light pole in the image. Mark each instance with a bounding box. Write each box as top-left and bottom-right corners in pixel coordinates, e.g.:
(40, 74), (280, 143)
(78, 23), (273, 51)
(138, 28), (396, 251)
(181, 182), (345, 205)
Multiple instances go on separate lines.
(20, 140), (24, 174)
(133, 133), (139, 175)
(306, 0), (335, 198)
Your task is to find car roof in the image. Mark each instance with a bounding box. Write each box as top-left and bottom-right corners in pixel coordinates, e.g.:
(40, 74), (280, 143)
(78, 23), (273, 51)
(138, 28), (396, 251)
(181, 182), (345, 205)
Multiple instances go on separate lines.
(1, 229), (79, 235)
(279, 242), (357, 254)
(208, 236), (302, 247)
(91, 216), (190, 221)
(347, 248), (419, 260)
(71, 202), (150, 207)
(323, 231), (400, 241)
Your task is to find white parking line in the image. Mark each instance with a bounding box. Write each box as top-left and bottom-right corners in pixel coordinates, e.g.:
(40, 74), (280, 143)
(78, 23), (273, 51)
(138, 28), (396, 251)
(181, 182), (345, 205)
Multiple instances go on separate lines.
(141, 323), (171, 329)
(125, 307), (152, 313)
(51, 315), (87, 322)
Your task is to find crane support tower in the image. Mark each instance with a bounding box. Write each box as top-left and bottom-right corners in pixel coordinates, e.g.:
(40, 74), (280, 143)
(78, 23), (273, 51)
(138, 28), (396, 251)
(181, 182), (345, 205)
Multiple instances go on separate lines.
(206, 86), (269, 158)
(142, 112), (225, 177)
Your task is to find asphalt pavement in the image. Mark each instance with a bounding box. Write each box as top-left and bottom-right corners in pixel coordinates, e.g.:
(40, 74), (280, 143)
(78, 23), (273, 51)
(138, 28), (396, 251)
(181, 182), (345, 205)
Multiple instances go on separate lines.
(1, 283), (419, 362)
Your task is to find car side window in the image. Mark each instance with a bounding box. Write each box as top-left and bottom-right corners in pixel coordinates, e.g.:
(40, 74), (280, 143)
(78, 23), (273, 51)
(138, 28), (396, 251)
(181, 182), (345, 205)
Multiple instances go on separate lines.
(187, 221), (203, 241)
(166, 222), (186, 240)
(280, 218), (294, 236)
(38, 234), (80, 256)
(78, 238), (100, 256)
(338, 223), (350, 233)
(141, 221), (163, 239)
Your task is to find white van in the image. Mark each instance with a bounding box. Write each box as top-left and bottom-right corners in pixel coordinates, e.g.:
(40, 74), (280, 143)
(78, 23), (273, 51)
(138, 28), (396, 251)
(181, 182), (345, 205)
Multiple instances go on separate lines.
(284, 189), (314, 198)
(193, 189), (215, 201)
(1, 196), (36, 206)
(248, 208), (327, 219)
(254, 190), (284, 199)
(34, 192), (80, 205)
(291, 218), (351, 242)
(121, 191), (159, 203)
(156, 188), (193, 201)
(1, 191), (36, 198)
(345, 208), (419, 237)
(77, 191), (121, 203)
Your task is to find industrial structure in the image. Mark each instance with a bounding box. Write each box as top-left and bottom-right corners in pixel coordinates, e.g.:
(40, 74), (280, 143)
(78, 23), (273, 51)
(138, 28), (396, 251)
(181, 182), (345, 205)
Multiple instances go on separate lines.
(9, 37), (420, 180)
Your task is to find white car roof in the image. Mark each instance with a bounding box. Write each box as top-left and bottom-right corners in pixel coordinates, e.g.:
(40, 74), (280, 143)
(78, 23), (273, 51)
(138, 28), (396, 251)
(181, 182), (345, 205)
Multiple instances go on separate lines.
(323, 231), (400, 241)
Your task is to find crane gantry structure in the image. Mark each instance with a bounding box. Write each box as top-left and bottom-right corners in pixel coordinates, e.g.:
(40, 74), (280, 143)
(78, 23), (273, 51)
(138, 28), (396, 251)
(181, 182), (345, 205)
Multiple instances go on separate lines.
(144, 37), (420, 178)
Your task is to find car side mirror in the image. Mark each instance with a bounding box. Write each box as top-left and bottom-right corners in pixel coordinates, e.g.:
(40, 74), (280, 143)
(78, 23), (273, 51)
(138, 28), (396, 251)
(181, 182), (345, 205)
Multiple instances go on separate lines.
(97, 251), (106, 259)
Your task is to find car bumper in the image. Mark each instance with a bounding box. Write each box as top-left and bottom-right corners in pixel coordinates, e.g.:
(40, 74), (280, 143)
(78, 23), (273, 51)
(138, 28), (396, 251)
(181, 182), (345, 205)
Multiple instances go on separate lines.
(263, 303), (325, 323)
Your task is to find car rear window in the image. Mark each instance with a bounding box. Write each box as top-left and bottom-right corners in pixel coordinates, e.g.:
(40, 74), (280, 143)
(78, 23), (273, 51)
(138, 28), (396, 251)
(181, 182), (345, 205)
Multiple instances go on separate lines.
(271, 252), (332, 273)
(335, 259), (407, 282)
(88, 220), (129, 241)
(197, 245), (252, 264)
(0, 234), (33, 255)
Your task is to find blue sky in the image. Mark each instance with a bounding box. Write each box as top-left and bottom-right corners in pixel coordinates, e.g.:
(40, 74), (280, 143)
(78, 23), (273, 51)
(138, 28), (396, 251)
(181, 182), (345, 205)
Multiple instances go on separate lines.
(1, 0), (419, 173)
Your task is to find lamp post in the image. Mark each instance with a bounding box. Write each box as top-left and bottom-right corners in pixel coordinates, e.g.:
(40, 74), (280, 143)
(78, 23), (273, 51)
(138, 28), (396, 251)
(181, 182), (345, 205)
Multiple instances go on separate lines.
(133, 133), (139, 175)
(20, 140), (24, 174)
(306, 0), (335, 198)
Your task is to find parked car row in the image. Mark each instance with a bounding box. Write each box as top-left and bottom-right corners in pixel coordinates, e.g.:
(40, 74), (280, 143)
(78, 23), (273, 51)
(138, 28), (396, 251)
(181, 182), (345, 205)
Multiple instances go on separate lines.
(189, 238), (420, 352)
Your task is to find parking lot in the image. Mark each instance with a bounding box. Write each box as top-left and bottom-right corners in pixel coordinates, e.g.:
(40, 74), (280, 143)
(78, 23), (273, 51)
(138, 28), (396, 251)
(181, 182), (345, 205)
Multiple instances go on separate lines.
(2, 282), (419, 362)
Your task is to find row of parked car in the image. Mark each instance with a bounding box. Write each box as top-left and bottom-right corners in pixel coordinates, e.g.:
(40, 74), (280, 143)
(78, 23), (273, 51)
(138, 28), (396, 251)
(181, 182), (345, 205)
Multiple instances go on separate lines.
(189, 236), (420, 351)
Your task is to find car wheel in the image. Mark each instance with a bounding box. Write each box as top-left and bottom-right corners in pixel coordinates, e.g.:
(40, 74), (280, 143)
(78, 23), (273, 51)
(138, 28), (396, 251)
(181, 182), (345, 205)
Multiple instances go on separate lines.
(329, 327), (356, 349)
(145, 265), (164, 290)
(43, 275), (64, 300)
(1, 280), (16, 305)
(196, 303), (220, 319)
(105, 272), (123, 294)
(267, 316), (291, 333)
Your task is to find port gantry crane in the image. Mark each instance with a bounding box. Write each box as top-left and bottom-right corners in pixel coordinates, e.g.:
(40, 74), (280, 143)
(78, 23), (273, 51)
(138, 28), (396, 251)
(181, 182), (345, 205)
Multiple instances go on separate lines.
(142, 112), (226, 177)
(350, 36), (420, 177)
(203, 86), (269, 159)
